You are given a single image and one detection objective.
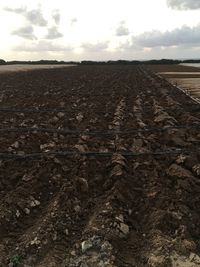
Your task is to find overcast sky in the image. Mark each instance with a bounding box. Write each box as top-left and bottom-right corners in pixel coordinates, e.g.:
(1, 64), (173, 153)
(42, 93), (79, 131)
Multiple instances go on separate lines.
(0, 0), (200, 61)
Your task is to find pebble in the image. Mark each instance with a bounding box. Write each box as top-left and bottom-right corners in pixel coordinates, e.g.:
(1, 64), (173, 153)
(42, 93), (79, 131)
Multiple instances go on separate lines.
(81, 240), (93, 253)
(128, 209), (132, 215)
(76, 113), (84, 122)
(30, 199), (40, 207)
(67, 236), (114, 267)
(182, 239), (197, 251)
(116, 214), (124, 223)
(65, 229), (69, 235)
(70, 250), (76, 256)
(50, 116), (58, 123)
(119, 223), (129, 236)
(30, 237), (41, 245)
(52, 232), (57, 241)
(24, 208), (31, 215)
(57, 112), (65, 118)
(74, 205), (81, 213)
(16, 210), (20, 218)
(12, 141), (20, 149)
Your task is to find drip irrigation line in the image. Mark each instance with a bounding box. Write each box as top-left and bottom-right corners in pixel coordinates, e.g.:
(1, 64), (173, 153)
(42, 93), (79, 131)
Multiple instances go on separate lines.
(0, 148), (199, 160)
(1, 92), (195, 98)
(0, 103), (198, 114)
(0, 124), (199, 135)
(0, 107), (114, 114)
(0, 107), (67, 113)
(1, 93), (129, 97)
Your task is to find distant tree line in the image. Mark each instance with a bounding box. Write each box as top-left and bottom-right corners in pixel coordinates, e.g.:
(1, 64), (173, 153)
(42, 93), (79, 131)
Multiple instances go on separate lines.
(6, 60), (76, 65)
(0, 58), (200, 65)
(181, 59), (200, 63)
(0, 59), (6, 65)
(80, 59), (192, 65)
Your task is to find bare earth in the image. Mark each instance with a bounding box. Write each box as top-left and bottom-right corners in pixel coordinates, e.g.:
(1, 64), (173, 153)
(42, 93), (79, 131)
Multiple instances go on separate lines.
(0, 64), (75, 73)
(150, 64), (200, 102)
(0, 66), (200, 266)
(148, 64), (200, 73)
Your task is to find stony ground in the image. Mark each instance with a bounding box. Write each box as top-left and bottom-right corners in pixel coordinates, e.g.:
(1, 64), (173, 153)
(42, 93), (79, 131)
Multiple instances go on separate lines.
(0, 65), (200, 267)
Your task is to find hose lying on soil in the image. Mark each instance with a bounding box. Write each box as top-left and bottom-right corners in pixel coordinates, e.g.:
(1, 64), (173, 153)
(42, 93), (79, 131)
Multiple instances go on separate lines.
(0, 148), (199, 159)
(0, 125), (200, 135)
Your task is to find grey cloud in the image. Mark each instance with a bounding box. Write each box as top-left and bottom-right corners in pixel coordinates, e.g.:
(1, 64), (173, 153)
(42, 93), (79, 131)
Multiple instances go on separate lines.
(81, 42), (109, 52)
(4, 6), (47, 26)
(134, 24), (200, 47)
(45, 27), (63, 39)
(115, 21), (129, 36)
(115, 44), (200, 60)
(167, 0), (200, 10)
(12, 25), (36, 40)
(52, 10), (60, 25)
(14, 40), (72, 52)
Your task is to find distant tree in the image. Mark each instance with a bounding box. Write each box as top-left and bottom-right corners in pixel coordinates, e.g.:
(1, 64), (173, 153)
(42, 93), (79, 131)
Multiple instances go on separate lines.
(183, 59), (200, 63)
(143, 59), (181, 65)
(0, 59), (6, 65)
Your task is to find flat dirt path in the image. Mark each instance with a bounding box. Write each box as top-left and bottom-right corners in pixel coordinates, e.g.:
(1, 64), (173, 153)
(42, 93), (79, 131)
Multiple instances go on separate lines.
(0, 64), (75, 73)
(150, 64), (200, 104)
(0, 66), (200, 266)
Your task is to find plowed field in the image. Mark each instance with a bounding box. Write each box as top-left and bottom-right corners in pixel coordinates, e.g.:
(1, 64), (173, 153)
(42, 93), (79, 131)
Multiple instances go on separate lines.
(1, 65), (200, 267)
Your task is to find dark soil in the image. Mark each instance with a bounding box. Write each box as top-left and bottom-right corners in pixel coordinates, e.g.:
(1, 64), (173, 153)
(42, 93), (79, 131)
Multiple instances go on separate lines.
(0, 65), (200, 267)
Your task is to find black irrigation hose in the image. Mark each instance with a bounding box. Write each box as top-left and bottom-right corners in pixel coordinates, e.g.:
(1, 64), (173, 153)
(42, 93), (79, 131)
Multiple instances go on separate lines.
(0, 107), (68, 113)
(0, 125), (199, 135)
(0, 148), (198, 160)
(0, 107), (114, 114)
(1, 92), (196, 97)
(0, 105), (198, 115)
(1, 93), (130, 96)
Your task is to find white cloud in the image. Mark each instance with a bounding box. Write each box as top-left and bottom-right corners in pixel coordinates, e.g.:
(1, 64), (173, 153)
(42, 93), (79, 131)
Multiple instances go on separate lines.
(4, 6), (48, 26)
(133, 24), (200, 47)
(45, 26), (63, 39)
(115, 21), (129, 36)
(81, 41), (109, 52)
(26, 8), (47, 26)
(52, 10), (60, 25)
(4, 6), (26, 14)
(167, 0), (200, 10)
(12, 25), (36, 40)
(14, 40), (72, 52)
(71, 18), (78, 26)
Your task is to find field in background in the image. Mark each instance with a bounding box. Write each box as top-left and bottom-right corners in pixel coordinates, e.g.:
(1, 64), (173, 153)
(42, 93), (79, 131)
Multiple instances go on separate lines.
(181, 63), (200, 68)
(150, 64), (200, 102)
(149, 64), (200, 73)
(0, 65), (200, 266)
(0, 64), (75, 73)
